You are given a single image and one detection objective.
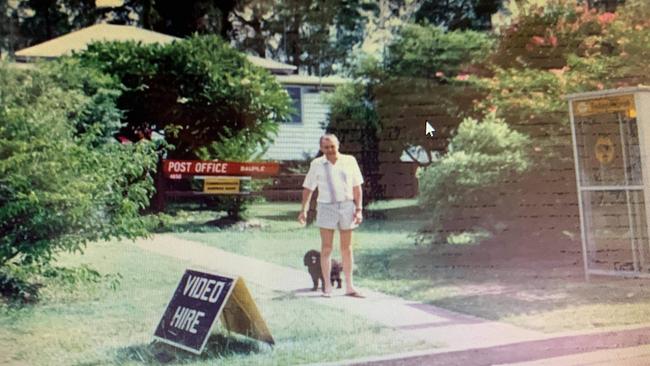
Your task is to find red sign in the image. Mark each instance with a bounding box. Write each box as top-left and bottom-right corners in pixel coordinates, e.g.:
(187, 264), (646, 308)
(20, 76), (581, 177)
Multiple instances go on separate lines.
(163, 160), (280, 177)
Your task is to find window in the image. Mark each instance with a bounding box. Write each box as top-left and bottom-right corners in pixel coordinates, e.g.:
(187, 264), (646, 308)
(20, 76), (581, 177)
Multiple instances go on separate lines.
(285, 86), (302, 123)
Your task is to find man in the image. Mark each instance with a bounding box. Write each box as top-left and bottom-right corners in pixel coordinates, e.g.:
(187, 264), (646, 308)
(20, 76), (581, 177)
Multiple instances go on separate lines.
(298, 134), (365, 298)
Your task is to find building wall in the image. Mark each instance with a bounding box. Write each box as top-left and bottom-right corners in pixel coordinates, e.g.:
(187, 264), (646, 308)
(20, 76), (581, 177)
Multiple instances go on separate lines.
(264, 86), (329, 161)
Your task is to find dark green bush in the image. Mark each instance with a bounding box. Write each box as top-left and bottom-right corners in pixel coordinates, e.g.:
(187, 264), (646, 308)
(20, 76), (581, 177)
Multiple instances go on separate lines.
(416, 114), (531, 243)
(75, 35), (291, 158)
(0, 62), (158, 270)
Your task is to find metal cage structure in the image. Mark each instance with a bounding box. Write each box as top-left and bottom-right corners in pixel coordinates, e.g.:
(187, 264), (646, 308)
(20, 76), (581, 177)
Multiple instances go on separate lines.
(567, 87), (650, 279)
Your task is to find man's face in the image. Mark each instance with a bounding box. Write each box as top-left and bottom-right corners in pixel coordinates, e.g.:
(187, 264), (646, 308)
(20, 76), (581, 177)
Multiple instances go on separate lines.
(320, 137), (339, 157)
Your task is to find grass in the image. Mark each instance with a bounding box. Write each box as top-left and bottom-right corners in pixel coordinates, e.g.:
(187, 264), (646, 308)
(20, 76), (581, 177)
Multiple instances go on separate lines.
(0, 241), (432, 366)
(169, 200), (650, 334)
(5, 198), (650, 365)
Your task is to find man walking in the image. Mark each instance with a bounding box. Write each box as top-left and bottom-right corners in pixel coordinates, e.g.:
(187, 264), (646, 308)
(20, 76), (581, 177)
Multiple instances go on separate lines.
(298, 134), (365, 298)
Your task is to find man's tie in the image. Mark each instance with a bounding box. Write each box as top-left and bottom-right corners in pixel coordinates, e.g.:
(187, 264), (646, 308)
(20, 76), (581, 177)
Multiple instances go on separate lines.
(324, 161), (338, 203)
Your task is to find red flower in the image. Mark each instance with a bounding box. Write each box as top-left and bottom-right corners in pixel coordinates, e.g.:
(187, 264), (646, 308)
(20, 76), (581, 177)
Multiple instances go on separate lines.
(531, 36), (545, 46)
(598, 12), (616, 25)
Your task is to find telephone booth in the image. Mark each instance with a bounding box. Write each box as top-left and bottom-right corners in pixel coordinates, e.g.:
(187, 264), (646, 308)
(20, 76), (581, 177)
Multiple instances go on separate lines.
(567, 87), (650, 279)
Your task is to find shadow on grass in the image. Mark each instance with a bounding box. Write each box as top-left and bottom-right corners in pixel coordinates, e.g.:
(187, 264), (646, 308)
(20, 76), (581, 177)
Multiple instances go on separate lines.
(253, 212), (296, 221)
(365, 204), (424, 221)
(356, 243), (650, 326)
(115, 333), (265, 364)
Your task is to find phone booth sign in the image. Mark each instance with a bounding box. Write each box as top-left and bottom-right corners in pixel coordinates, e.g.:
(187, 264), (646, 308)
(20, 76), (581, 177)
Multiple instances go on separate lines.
(567, 87), (650, 279)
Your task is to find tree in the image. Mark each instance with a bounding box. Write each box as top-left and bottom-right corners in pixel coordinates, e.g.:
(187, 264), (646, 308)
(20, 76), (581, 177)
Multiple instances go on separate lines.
(75, 35), (292, 159)
(0, 61), (158, 267)
(414, 0), (504, 30)
(583, 0), (624, 12)
(135, 0), (237, 39)
(231, 0), (374, 75)
(491, 0), (615, 70)
(13, 0), (101, 47)
(386, 23), (494, 78)
(376, 24), (493, 163)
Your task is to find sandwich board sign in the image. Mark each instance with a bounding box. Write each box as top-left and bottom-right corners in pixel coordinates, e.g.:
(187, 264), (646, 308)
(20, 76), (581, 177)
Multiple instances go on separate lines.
(153, 269), (274, 354)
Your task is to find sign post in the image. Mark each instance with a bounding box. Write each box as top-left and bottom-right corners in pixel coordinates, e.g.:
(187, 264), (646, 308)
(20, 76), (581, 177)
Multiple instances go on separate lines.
(154, 269), (274, 354)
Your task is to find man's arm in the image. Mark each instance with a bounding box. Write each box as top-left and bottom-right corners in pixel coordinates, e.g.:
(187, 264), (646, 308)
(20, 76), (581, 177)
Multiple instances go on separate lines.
(353, 185), (363, 224)
(353, 185), (363, 210)
(298, 188), (314, 225)
(301, 188), (314, 213)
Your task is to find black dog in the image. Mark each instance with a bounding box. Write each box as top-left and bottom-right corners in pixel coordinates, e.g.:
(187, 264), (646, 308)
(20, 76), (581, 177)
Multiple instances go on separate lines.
(303, 250), (343, 292)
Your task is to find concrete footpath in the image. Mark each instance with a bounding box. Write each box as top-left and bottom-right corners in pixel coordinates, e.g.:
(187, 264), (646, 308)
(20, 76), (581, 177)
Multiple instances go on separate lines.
(136, 234), (650, 366)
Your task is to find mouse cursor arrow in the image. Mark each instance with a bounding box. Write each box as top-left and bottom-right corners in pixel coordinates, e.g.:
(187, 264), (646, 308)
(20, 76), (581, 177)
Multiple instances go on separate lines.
(425, 120), (435, 137)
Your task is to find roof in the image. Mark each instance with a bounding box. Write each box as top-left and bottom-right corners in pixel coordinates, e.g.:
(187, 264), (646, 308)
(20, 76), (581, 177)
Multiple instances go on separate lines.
(564, 86), (650, 101)
(247, 54), (296, 74)
(15, 24), (178, 60)
(276, 74), (348, 87)
(14, 23), (297, 74)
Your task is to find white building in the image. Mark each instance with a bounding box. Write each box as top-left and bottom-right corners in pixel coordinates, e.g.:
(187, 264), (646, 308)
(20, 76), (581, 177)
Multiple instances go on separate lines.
(13, 23), (345, 161)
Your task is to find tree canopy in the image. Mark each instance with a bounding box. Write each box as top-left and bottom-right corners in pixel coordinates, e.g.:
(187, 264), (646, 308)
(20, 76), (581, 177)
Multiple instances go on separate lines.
(75, 35), (291, 159)
(414, 0), (503, 30)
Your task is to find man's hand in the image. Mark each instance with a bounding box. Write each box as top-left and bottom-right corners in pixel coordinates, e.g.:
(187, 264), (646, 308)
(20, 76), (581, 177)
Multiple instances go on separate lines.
(298, 211), (308, 226)
(353, 209), (363, 225)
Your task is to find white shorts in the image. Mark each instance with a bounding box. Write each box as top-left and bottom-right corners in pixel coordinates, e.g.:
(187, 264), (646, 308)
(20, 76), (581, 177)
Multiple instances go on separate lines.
(316, 201), (358, 230)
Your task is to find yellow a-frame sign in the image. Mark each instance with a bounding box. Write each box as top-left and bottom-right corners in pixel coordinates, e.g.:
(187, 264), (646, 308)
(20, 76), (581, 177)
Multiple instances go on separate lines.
(218, 277), (274, 345)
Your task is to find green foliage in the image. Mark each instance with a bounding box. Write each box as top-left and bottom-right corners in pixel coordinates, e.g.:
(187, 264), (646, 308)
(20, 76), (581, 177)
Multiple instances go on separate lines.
(414, 0), (503, 31)
(336, 24), (491, 166)
(42, 58), (124, 146)
(386, 23), (494, 79)
(0, 262), (121, 304)
(75, 35), (291, 158)
(591, 0), (650, 86)
(232, 0), (374, 74)
(0, 264), (42, 303)
(477, 0), (643, 165)
(326, 82), (379, 131)
(416, 114), (531, 243)
(475, 68), (570, 149)
(0, 62), (158, 268)
(491, 0), (614, 70)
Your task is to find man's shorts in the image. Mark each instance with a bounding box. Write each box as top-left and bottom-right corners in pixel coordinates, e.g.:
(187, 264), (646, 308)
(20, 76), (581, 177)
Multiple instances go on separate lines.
(316, 200), (358, 230)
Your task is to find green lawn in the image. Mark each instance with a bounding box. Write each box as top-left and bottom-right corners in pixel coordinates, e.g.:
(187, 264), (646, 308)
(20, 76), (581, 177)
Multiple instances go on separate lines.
(0, 241), (431, 366)
(4, 198), (650, 366)
(173, 200), (650, 333)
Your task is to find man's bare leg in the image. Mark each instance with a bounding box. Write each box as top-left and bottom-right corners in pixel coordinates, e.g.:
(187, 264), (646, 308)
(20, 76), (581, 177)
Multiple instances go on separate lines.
(340, 229), (357, 293)
(320, 228), (335, 294)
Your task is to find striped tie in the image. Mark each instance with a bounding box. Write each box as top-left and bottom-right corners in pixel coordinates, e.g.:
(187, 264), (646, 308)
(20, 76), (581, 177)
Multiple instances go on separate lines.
(324, 161), (338, 203)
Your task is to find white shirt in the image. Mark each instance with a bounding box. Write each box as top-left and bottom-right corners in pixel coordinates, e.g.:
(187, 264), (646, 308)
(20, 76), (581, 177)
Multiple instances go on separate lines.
(302, 154), (364, 203)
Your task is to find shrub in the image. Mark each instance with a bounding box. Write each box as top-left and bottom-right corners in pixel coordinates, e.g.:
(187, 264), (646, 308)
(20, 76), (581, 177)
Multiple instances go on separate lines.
(0, 62), (158, 270)
(416, 114), (531, 243)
